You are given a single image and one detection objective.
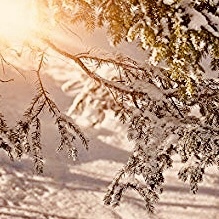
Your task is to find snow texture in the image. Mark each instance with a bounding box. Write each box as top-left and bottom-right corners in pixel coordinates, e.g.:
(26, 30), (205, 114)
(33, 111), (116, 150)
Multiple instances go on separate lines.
(163, 0), (175, 5)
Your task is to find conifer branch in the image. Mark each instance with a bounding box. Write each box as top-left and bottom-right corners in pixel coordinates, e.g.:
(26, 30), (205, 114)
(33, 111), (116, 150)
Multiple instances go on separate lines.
(34, 52), (60, 116)
(41, 37), (146, 95)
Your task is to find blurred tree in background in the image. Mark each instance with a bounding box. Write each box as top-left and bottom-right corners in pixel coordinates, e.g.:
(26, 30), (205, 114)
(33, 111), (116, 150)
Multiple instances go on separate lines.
(0, 0), (218, 213)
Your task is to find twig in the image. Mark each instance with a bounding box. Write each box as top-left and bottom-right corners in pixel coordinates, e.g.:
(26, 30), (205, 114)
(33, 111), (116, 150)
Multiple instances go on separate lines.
(0, 78), (14, 83)
(34, 52), (60, 116)
(0, 53), (26, 78)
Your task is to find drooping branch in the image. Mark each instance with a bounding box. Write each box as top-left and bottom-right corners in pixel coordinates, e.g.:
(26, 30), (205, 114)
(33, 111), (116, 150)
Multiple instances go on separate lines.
(41, 37), (146, 92)
(41, 37), (183, 113)
(34, 52), (60, 117)
(0, 50), (89, 172)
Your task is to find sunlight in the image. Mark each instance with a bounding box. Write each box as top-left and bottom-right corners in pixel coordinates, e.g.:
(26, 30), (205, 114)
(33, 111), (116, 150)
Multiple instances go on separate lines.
(0, 0), (37, 42)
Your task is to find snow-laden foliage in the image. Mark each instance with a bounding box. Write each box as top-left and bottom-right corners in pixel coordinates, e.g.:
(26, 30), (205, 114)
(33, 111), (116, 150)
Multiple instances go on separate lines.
(0, 0), (218, 214)
(58, 48), (218, 212)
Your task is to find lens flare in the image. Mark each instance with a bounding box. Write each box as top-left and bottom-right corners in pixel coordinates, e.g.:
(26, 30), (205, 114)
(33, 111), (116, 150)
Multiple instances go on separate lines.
(0, 0), (37, 43)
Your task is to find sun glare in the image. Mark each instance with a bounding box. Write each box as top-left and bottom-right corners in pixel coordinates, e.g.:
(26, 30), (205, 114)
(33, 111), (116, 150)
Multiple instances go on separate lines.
(0, 0), (37, 42)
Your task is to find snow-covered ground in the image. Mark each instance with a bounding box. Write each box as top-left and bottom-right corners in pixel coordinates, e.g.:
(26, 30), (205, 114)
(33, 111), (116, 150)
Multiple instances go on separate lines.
(0, 28), (218, 218)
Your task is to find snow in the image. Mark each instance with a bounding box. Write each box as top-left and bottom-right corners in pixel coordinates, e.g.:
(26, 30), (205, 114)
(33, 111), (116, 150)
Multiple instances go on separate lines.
(163, 0), (175, 5)
(180, 1), (219, 37)
(0, 27), (218, 219)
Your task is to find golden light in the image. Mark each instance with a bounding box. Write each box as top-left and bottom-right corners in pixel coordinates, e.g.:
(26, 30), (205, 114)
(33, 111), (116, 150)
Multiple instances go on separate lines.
(0, 0), (37, 43)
